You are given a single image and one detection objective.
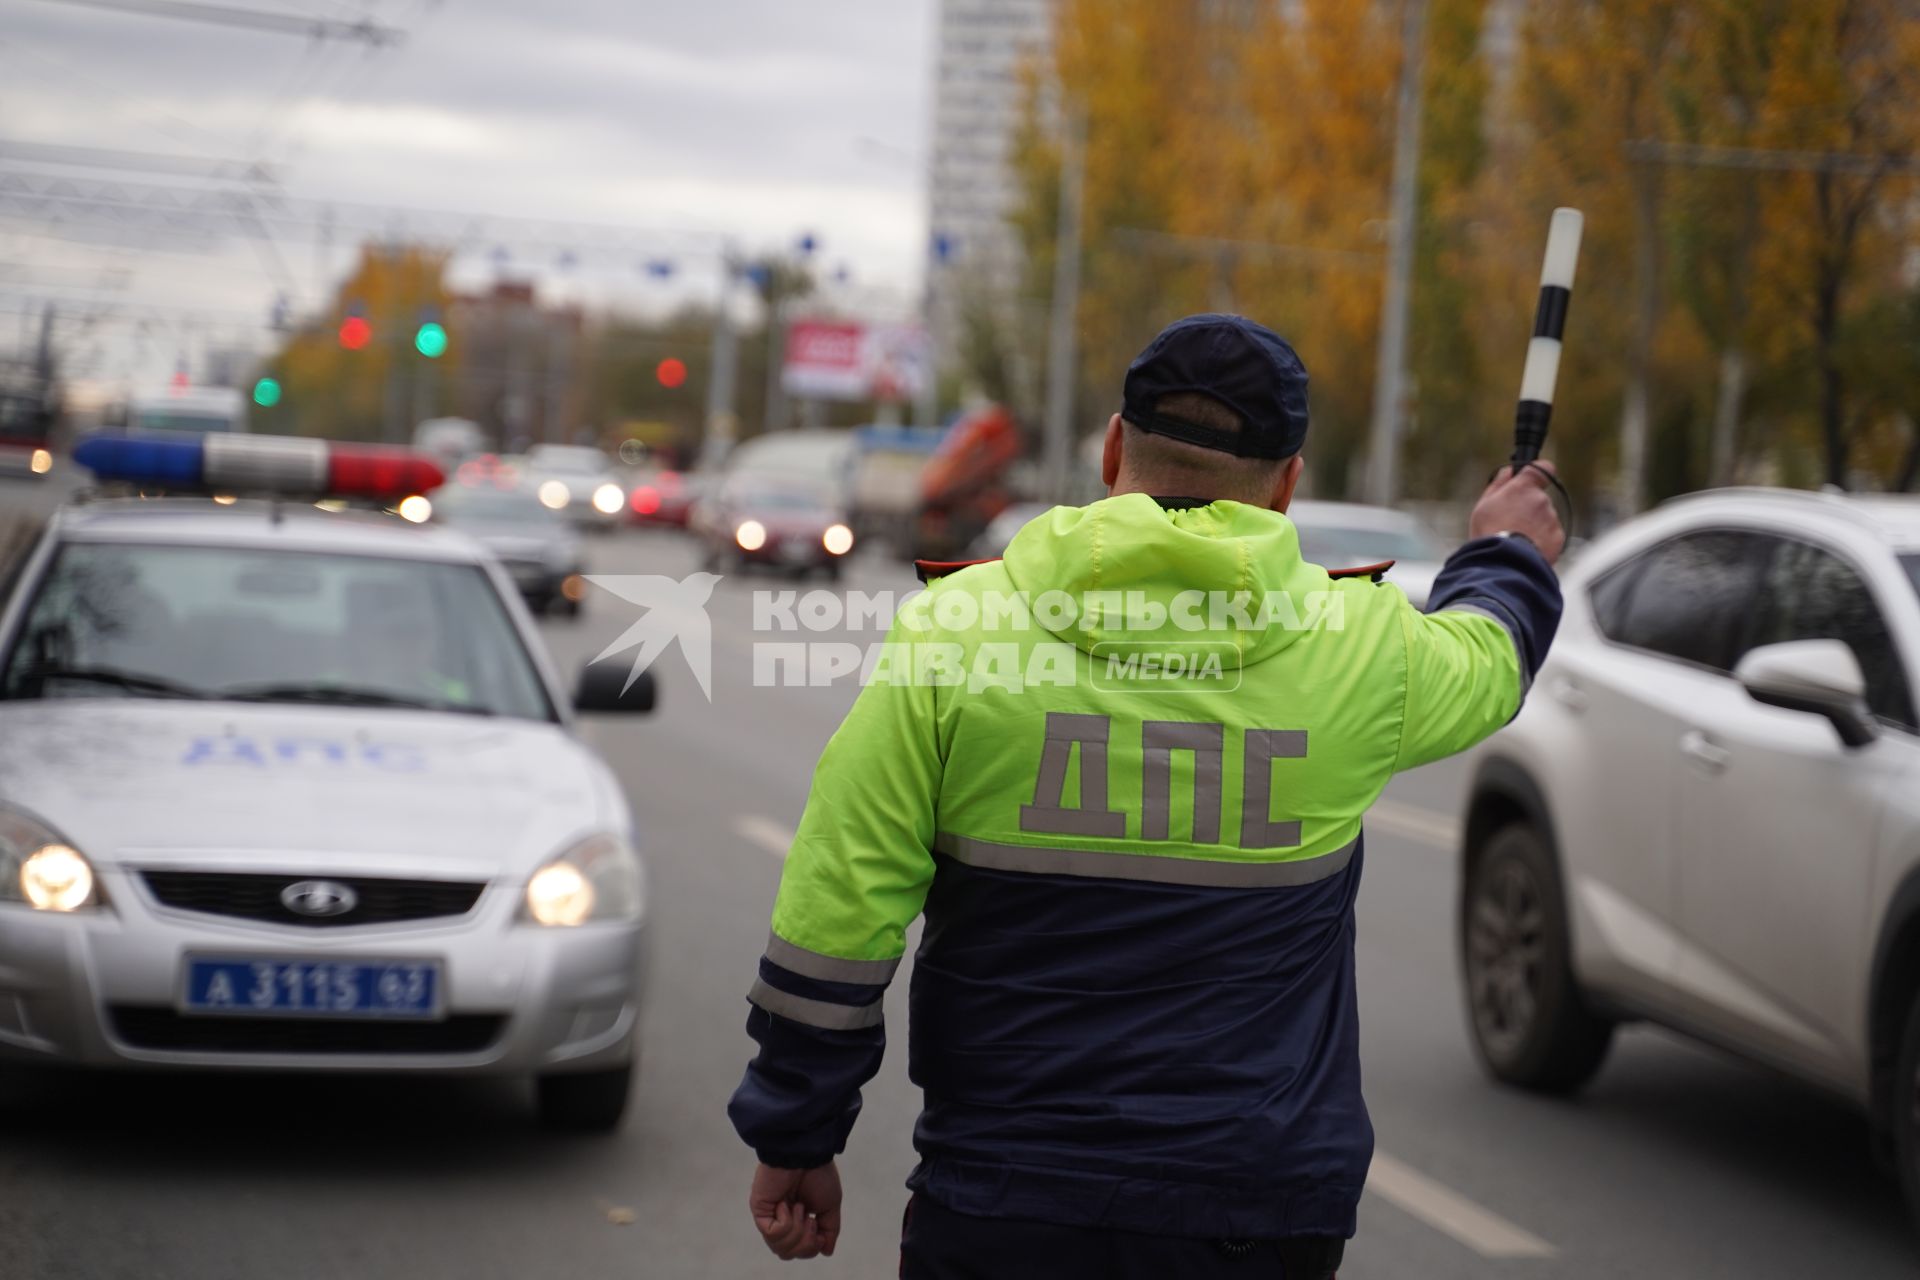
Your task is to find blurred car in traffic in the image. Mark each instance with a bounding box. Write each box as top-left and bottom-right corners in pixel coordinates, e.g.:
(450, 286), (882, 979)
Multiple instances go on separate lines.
(1457, 487), (1920, 1224)
(412, 417), (490, 474)
(965, 500), (1054, 560)
(432, 479), (585, 618)
(1288, 499), (1447, 609)
(0, 383), (55, 479)
(692, 473), (855, 579)
(126, 385), (248, 435)
(521, 444), (626, 530)
(0, 432), (657, 1132)
(626, 468), (704, 528)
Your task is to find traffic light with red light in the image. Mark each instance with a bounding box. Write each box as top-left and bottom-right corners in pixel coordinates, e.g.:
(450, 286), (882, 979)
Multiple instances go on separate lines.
(656, 357), (687, 389)
(339, 316), (372, 350)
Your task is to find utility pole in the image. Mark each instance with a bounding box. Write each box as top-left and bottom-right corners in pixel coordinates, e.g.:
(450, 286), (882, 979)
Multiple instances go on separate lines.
(381, 274), (407, 445)
(1043, 112), (1086, 501)
(704, 253), (740, 466)
(1364, 0), (1428, 507)
(1617, 159), (1659, 514)
(763, 293), (788, 433)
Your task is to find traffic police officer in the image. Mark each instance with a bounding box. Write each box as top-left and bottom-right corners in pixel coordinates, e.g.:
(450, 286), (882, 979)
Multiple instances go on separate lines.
(729, 314), (1565, 1277)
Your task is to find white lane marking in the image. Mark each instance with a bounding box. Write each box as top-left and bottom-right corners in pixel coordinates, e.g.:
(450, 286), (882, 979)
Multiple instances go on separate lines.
(1366, 799), (1461, 851)
(735, 815), (796, 859)
(1367, 1152), (1557, 1259)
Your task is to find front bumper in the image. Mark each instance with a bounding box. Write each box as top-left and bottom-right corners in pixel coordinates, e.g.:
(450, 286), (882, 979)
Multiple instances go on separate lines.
(0, 863), (647, 1075)
(735, 532), (841, 570)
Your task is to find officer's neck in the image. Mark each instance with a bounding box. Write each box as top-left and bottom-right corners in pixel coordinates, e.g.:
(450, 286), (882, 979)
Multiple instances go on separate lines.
(1106, 482), (1287, 514)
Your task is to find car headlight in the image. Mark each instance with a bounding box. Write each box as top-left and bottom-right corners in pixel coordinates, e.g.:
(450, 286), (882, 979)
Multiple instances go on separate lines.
(735, 520), (767, 551)
(823, 523), (854, 556)
(592, 483), (624, 515)
(0, 807), (99, 912)
(538, 480), (571, 510)
(524, 833), (642, 926)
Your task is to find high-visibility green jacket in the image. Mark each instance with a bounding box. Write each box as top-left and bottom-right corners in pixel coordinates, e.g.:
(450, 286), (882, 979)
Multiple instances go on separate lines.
(730, 492), (1559, 1239)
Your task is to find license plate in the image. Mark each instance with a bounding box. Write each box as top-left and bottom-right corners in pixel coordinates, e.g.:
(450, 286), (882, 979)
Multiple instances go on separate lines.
(181, 958), (443, 1019)
(777, 540), (814, 563)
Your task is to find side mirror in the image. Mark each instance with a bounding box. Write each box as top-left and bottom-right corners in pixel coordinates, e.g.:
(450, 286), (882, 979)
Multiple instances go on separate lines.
(1734, 640), (1877, 748)
(574, 661), (656, 714)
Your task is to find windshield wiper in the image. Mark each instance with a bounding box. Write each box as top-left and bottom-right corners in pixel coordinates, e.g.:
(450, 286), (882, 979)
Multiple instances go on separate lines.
(12, 664), (211, 700)
(221, 682), (494, 716)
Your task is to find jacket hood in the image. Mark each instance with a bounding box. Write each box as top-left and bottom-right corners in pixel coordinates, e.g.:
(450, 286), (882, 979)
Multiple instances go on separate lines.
(998, 493), (1335, 668)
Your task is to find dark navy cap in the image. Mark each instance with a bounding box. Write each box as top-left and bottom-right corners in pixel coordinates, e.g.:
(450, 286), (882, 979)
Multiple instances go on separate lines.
(1121, 313), (1310, 459)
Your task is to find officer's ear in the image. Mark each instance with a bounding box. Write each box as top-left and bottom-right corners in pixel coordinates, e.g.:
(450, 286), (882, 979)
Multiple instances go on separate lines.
(1270, 454), (1306, 513)
(1101, 413), (1125, 489)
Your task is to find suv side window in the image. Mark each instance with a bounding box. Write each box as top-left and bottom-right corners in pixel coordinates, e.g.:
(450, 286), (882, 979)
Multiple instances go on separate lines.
(1586, 557), (1643, 638)
(1601, 531), (1769, 672)
(1750, 539), (1916, 731)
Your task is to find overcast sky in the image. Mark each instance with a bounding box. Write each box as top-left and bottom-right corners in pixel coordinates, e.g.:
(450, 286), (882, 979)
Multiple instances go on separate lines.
(0, 0), (936, 385)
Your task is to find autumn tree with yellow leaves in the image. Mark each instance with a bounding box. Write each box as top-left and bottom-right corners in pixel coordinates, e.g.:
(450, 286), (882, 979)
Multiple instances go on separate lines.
(254, 245), (458, 444)
(1008, 0), (1920, 509)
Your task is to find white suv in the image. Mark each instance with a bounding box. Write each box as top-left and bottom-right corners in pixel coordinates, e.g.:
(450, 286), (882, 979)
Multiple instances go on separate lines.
(1458, 488), (1920, 1223)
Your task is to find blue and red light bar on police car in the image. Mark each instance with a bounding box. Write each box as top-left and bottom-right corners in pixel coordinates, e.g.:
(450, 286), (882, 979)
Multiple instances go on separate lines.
(73, 432), (444, 500)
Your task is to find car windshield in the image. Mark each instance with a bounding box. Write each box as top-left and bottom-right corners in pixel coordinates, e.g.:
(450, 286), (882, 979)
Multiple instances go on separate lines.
(1, 543), (553, 721)
(529, 447), (609, 474)
(129, 408), (237, 433)
(729, 483), (835, 513)
(1903, 556), (1920, 602)
(433, 485), (566, 528)
(1295, 522), (1441, 566)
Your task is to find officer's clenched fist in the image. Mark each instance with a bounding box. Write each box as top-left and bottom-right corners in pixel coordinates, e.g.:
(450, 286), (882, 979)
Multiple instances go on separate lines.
(750, 1161), (842, 1261)
(1467, 461), (1566, 564)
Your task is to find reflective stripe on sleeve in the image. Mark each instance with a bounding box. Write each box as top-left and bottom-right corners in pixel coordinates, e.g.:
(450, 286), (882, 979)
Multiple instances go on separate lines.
(764, 932), (902, 985)
(1436, 600), (1532, 697)
(747, 978), (885, 1031)
(932, 833), (1356, 888)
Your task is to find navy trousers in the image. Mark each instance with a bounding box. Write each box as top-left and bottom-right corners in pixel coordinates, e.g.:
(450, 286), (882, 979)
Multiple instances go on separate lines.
(899, 1194), (1344, 1280)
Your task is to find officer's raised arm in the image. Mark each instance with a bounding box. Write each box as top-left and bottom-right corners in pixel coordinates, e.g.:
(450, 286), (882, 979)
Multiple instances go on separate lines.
(1395, 462), (1566, 773)
(727, 592), (942, 1260)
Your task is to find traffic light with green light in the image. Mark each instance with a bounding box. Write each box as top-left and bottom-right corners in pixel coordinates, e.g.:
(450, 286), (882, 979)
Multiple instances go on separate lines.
(252, 377), (282, 407)
(414, 321), (448, 359)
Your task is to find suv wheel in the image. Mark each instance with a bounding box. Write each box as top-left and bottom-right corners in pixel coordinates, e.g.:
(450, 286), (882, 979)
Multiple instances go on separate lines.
(1462, 820), (1613, 1093)
(536, 1063), (633, 1134)
(1894, 991), (1920, 1233)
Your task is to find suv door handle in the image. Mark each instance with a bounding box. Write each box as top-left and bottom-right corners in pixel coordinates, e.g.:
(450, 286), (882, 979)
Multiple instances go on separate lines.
(1549, 676), (1588, 713)
(1680, 729), (1731, 774)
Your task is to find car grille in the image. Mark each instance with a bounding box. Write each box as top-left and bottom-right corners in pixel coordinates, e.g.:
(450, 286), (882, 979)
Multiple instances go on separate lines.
(141, 871), (486, 928)
(107, 1006), (505, 1056)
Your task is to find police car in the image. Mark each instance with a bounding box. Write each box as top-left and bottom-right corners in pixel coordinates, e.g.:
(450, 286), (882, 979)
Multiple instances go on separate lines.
(1457, 487), (1920, 1224)
(0, 433), (656, 1132)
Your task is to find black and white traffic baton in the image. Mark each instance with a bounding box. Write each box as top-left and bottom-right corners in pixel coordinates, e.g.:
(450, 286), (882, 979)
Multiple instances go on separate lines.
(1512, 207), (1583, 474)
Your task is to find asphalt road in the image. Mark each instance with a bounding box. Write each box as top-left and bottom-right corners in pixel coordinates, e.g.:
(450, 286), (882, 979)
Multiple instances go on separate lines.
(1, 522), (1915, 1279)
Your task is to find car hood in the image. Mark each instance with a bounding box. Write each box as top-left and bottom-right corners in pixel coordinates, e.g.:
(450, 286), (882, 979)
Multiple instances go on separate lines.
(457, 523), (573, 562)
(0, 700), (623, 879)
